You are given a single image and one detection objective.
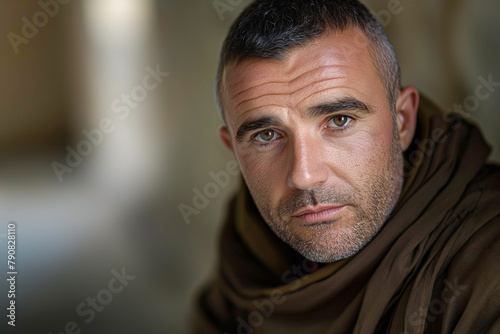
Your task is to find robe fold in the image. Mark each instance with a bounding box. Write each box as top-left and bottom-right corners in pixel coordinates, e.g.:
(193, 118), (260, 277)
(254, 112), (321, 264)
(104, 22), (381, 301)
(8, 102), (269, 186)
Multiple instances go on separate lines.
(191, 95), (500, 333)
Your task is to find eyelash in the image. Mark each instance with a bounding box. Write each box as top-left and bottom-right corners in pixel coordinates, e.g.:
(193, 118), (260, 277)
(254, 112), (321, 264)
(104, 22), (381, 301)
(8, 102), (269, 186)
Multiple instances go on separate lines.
(249, 114), (355, 147)
(250, 130), (282, 148)
(324, 115), (355, 133)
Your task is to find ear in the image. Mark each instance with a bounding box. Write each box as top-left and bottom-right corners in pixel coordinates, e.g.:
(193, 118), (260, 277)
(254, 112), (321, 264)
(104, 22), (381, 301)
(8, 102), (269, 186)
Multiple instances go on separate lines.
(395, 86), (419, 152)
(219, 125), (234, 153)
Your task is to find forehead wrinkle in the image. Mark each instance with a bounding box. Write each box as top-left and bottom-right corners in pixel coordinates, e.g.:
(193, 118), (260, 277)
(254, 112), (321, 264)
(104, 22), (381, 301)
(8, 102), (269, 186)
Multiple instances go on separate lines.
(288, 78), (348, 106)
(232, 84), (288, 108)
(295, 85), (366, 107)
(230, 64), (350, 106)
(236, 93), (289, 110)
(231, 64), (349, 99)
(230, 80), (285, 101)
(235, 75), (346, 110)
(236, 104), (285, 121)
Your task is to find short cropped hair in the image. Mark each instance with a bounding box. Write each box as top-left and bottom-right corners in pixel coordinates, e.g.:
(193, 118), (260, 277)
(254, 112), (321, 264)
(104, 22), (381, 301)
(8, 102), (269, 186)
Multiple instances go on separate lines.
(216, 0), (401, 123)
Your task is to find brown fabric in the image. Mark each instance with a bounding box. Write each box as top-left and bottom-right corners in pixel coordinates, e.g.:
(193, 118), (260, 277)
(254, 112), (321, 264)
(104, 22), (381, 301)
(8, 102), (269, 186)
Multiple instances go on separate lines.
(191, 95), (500, 333)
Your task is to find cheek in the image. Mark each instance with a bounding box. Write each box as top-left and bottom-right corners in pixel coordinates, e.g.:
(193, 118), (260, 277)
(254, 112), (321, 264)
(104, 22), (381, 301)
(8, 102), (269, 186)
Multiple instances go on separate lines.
(237, 149), (282, 191)
(238, 140), (289, 174)
(239, 150), (273, 178)
(325, 125), (393, 184)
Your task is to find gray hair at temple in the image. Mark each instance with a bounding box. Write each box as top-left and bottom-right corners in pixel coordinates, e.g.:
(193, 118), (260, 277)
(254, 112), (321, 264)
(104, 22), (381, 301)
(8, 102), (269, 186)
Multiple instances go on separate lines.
(215, 0), (402, 124)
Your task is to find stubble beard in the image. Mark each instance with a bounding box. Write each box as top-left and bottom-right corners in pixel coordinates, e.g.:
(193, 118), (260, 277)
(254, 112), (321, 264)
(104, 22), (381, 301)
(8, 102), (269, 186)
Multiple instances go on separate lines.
(250, 124), (404, 263)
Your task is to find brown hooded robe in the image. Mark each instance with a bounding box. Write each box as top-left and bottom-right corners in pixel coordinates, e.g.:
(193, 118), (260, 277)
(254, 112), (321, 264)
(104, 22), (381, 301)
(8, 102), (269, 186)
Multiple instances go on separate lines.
(191, 96), (500, 333)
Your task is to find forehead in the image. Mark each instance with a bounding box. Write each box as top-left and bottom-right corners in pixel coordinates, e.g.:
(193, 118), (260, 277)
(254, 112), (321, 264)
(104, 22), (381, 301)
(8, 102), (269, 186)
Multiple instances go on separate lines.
(221, 28), (383, 129)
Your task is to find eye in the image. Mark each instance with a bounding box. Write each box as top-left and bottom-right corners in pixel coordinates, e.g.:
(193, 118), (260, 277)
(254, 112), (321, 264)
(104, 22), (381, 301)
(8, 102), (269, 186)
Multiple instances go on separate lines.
(254, 129), (280, 143)
(327, 115), (352, 128)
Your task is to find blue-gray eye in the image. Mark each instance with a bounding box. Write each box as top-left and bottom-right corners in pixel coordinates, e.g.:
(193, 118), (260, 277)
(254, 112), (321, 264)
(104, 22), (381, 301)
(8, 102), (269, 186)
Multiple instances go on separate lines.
(255, 130), (277, 142)
(327, 115), (351, 128)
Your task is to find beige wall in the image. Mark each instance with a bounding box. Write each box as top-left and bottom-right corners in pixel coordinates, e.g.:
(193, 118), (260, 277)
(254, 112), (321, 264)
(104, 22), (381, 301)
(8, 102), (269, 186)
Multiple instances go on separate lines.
(0, 1), (70, 151)
(365, 0), (500, 160)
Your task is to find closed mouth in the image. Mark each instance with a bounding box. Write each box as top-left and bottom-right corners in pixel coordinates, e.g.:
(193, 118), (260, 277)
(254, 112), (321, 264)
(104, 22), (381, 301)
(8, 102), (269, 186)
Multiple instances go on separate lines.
(293, 205), (346, 224)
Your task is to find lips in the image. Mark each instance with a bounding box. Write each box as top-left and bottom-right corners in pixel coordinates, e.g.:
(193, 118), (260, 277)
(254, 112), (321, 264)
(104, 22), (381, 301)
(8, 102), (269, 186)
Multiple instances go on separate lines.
(293, 205), (346, 224)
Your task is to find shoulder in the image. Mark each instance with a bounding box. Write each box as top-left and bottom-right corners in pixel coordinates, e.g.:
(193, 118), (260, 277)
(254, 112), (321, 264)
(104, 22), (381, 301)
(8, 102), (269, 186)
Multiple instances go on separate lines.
(432, 163), (500, 333)
(451, 162), (500, 306)
(440, 214), (500, 333)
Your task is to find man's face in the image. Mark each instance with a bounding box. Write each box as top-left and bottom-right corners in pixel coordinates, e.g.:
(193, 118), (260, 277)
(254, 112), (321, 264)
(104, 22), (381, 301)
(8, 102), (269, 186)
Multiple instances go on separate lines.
(220, 28), (405, 263)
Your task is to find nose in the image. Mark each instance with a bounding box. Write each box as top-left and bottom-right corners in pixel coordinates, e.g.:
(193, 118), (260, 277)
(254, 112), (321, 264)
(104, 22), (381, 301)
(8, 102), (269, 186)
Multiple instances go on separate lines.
(287, 136), (329, 191)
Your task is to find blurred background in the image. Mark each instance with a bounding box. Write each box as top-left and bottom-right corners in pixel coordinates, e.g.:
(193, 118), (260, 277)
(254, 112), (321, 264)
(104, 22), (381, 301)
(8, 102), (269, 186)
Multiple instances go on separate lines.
(0, 0), (499, 333)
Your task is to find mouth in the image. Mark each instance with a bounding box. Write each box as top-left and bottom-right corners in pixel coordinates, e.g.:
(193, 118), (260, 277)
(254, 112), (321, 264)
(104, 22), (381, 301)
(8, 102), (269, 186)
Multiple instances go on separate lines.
(292, 205), (346, 225)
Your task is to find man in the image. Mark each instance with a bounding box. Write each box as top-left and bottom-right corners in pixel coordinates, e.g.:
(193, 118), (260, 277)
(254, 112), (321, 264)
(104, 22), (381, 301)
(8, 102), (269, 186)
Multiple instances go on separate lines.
(192, 0), (500, 333)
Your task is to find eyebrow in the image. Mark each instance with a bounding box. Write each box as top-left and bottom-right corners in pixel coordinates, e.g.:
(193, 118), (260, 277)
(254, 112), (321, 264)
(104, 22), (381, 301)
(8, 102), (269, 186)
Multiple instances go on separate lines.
(235, 116), (280, 143)
(308, 97), (373, 118)
(234, 97), (373, 143)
